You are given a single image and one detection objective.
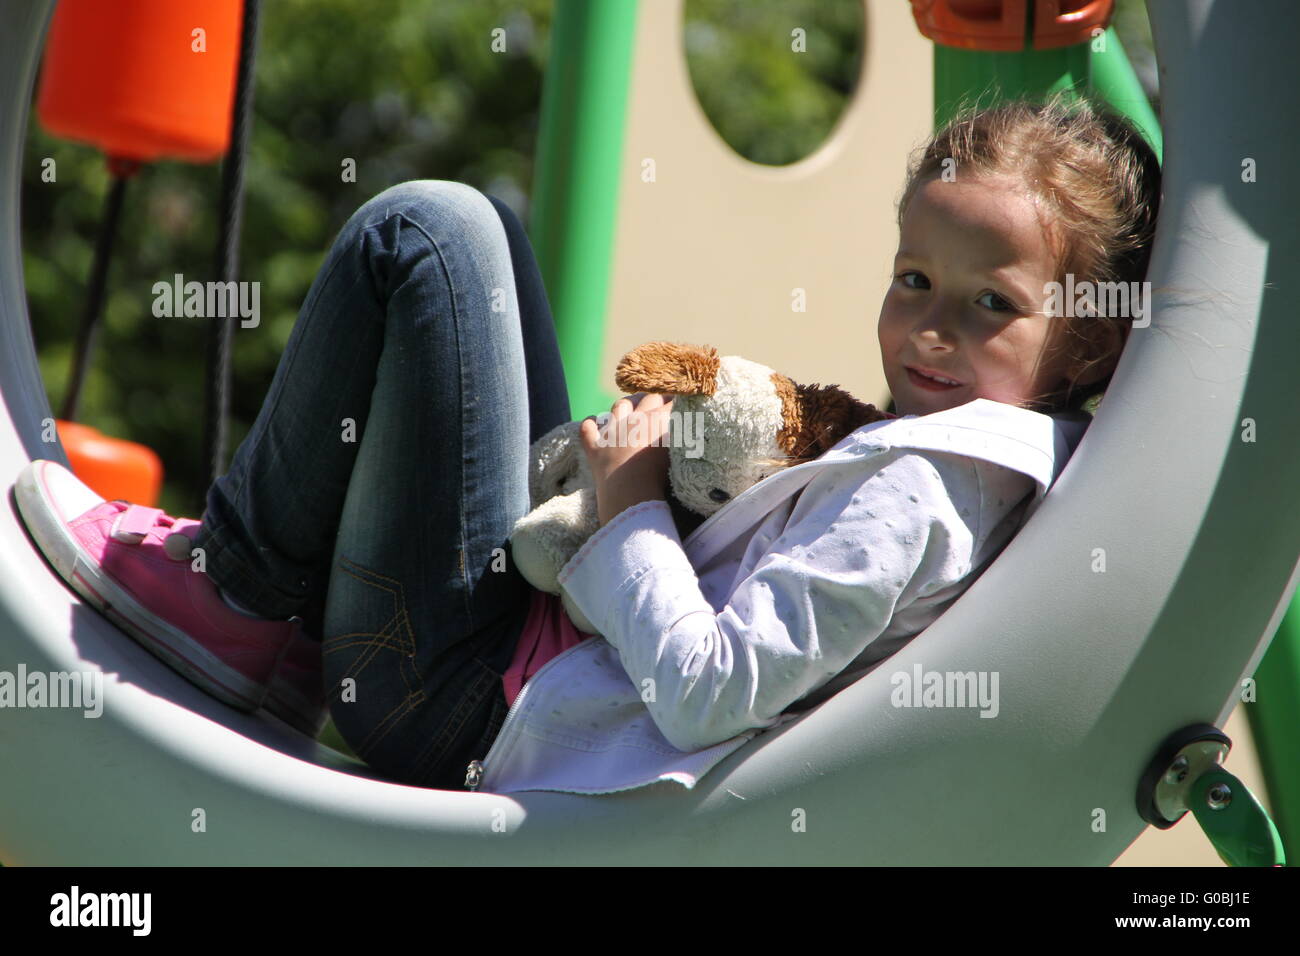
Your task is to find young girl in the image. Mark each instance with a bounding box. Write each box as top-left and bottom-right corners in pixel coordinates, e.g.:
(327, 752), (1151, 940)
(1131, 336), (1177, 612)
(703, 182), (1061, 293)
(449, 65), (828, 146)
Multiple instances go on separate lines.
(17, 94), (1160, 795)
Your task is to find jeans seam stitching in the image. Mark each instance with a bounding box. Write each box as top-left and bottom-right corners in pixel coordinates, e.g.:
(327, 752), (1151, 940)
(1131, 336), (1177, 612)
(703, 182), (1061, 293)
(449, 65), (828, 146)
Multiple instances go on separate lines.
(335, 557), (416, 656)
(324, 555), (423, 753)
(390, 209), (478, 633)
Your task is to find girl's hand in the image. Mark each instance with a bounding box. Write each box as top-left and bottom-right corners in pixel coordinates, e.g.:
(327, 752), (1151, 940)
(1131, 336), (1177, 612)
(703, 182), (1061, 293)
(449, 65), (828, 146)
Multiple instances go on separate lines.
(579, 392), (674, 526)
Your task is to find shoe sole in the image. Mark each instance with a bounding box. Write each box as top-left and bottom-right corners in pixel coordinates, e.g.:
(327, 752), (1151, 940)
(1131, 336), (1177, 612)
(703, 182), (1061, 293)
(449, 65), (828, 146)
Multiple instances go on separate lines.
(16, 460), (269, 715)
(17, 461), (330, 737)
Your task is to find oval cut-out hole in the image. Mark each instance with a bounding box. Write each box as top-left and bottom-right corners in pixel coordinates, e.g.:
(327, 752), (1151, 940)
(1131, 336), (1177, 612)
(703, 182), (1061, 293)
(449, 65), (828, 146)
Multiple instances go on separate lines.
(683, 0), (865, 167)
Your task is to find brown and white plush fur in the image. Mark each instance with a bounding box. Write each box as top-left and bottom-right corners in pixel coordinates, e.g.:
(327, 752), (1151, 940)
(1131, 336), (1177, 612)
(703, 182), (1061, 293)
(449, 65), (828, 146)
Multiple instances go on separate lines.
(508, 341), (892, 634)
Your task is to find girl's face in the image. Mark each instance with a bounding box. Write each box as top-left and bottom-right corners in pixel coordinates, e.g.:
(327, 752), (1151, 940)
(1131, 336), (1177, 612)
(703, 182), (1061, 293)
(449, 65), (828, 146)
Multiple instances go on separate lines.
(878, 171), (1078, 417)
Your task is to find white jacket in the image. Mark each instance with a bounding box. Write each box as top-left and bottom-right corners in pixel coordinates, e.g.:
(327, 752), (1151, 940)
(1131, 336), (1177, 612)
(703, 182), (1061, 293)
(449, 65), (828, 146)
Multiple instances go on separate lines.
(471, 398), (1091, 795)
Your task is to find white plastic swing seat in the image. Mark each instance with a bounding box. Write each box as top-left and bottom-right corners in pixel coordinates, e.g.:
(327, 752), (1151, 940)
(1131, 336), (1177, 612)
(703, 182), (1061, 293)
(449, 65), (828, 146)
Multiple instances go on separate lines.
(2, 0), (1298, 865)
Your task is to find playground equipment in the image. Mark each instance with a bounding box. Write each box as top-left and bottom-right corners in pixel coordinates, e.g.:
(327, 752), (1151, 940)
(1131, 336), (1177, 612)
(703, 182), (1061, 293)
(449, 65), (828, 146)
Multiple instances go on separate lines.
(34, 0), (255, 502)
(0, 0), (1296, 864)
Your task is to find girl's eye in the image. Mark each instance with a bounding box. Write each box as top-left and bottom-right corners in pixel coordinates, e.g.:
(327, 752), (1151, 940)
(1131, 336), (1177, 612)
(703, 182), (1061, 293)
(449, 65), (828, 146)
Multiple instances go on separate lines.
(894, 273), (1016, 311)
(895, 271), (929, 290)
(976, 291), (1014, 312)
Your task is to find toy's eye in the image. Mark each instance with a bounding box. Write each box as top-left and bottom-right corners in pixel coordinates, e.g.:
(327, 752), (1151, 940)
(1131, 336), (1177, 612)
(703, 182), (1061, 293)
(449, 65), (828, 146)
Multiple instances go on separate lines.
(708, 488), (731, 503)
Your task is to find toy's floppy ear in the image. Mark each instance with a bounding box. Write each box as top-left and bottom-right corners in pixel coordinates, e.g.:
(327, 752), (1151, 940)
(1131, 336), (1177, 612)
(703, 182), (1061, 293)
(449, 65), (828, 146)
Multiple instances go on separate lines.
(614, 341), (721, 396)
(772, 374), (893, 461)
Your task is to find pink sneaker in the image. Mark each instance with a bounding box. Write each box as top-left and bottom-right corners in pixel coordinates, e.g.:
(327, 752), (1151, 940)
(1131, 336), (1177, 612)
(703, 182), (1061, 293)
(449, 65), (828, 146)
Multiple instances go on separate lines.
(14, 459), (328, 736)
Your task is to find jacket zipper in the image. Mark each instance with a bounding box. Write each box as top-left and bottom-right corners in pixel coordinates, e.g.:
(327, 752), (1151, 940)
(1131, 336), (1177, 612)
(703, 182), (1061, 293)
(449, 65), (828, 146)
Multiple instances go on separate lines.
(464, 634), (599, 792)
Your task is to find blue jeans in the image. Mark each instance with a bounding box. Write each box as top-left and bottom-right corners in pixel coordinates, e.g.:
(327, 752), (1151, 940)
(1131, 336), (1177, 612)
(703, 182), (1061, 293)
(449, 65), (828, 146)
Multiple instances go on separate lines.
(190, 180), (572, 790)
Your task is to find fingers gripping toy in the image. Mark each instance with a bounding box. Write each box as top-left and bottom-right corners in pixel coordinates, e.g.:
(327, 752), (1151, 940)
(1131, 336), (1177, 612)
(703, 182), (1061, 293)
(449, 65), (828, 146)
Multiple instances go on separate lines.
(507, 341), (896, 634)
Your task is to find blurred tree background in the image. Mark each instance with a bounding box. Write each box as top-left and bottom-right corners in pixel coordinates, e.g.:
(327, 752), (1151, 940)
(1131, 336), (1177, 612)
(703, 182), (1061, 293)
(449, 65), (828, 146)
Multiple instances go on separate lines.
(24, 0), (555, 518)
(21, 0), (1156, 518)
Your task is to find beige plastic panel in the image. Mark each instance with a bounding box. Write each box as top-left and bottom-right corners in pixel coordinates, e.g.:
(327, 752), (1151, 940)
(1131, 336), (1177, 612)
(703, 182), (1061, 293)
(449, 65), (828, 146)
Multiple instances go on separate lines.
(602, 0), (932, 409)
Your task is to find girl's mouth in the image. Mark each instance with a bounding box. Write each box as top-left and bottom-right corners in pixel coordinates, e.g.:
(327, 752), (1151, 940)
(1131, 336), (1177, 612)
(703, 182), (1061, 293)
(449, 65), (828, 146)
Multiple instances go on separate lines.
(906, 366), (964, 391)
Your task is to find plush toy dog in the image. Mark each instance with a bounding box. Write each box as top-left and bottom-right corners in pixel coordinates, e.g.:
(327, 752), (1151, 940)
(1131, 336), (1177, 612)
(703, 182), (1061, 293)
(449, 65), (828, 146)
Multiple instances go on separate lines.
(507, 341), (896, 634)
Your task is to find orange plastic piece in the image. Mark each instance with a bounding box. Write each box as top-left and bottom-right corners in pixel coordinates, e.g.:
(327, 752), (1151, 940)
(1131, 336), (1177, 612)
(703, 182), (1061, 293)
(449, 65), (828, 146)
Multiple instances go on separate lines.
(36, 0), (244, 163)
(1031, 0), (1113, 51)
(909, 0), (1031, 52)
(56, 421), (164, 508)
(909, 0), (1113, 52)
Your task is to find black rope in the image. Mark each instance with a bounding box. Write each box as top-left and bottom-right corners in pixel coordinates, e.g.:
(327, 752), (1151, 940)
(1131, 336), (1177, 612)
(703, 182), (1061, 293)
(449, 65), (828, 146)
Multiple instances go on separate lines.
(202, 0), (261, 498)
(60, 157), (141, 422)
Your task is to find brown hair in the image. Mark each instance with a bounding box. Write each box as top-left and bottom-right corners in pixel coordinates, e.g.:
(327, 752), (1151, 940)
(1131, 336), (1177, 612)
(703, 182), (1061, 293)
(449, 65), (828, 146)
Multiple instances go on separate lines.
(895, 91), (1162, 413)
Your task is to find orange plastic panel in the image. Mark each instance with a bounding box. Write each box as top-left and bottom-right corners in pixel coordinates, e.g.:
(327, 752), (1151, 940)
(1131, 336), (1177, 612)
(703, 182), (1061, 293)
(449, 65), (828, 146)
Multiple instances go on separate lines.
(909, 0), (1030, 52)
(1032, 0), (1114, 50)
(36, 0), (243, 162)
(909, 0), (1113, 51)
(56, 421), (163, 507)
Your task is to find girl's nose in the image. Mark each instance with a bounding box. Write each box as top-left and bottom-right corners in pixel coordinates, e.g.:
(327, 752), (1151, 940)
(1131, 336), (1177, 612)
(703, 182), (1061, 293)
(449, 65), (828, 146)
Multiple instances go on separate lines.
(909, 305), (959, 351)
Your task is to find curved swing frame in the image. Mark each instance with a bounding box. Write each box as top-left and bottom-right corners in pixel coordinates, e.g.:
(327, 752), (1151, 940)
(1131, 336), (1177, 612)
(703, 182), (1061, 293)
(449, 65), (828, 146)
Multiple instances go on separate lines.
(1, 0), (1298, 864)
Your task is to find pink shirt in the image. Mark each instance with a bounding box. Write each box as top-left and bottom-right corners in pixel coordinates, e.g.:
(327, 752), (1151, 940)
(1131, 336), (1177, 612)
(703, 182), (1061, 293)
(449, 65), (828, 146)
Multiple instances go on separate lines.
(503, 587), (596, 708)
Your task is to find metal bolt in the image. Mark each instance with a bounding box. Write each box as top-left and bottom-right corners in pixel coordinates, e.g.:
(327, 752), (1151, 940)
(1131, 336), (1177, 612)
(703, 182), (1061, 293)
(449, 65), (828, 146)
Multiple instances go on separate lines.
(1164, 754), (1190, 785)
(1207, 783), (1233, 810)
